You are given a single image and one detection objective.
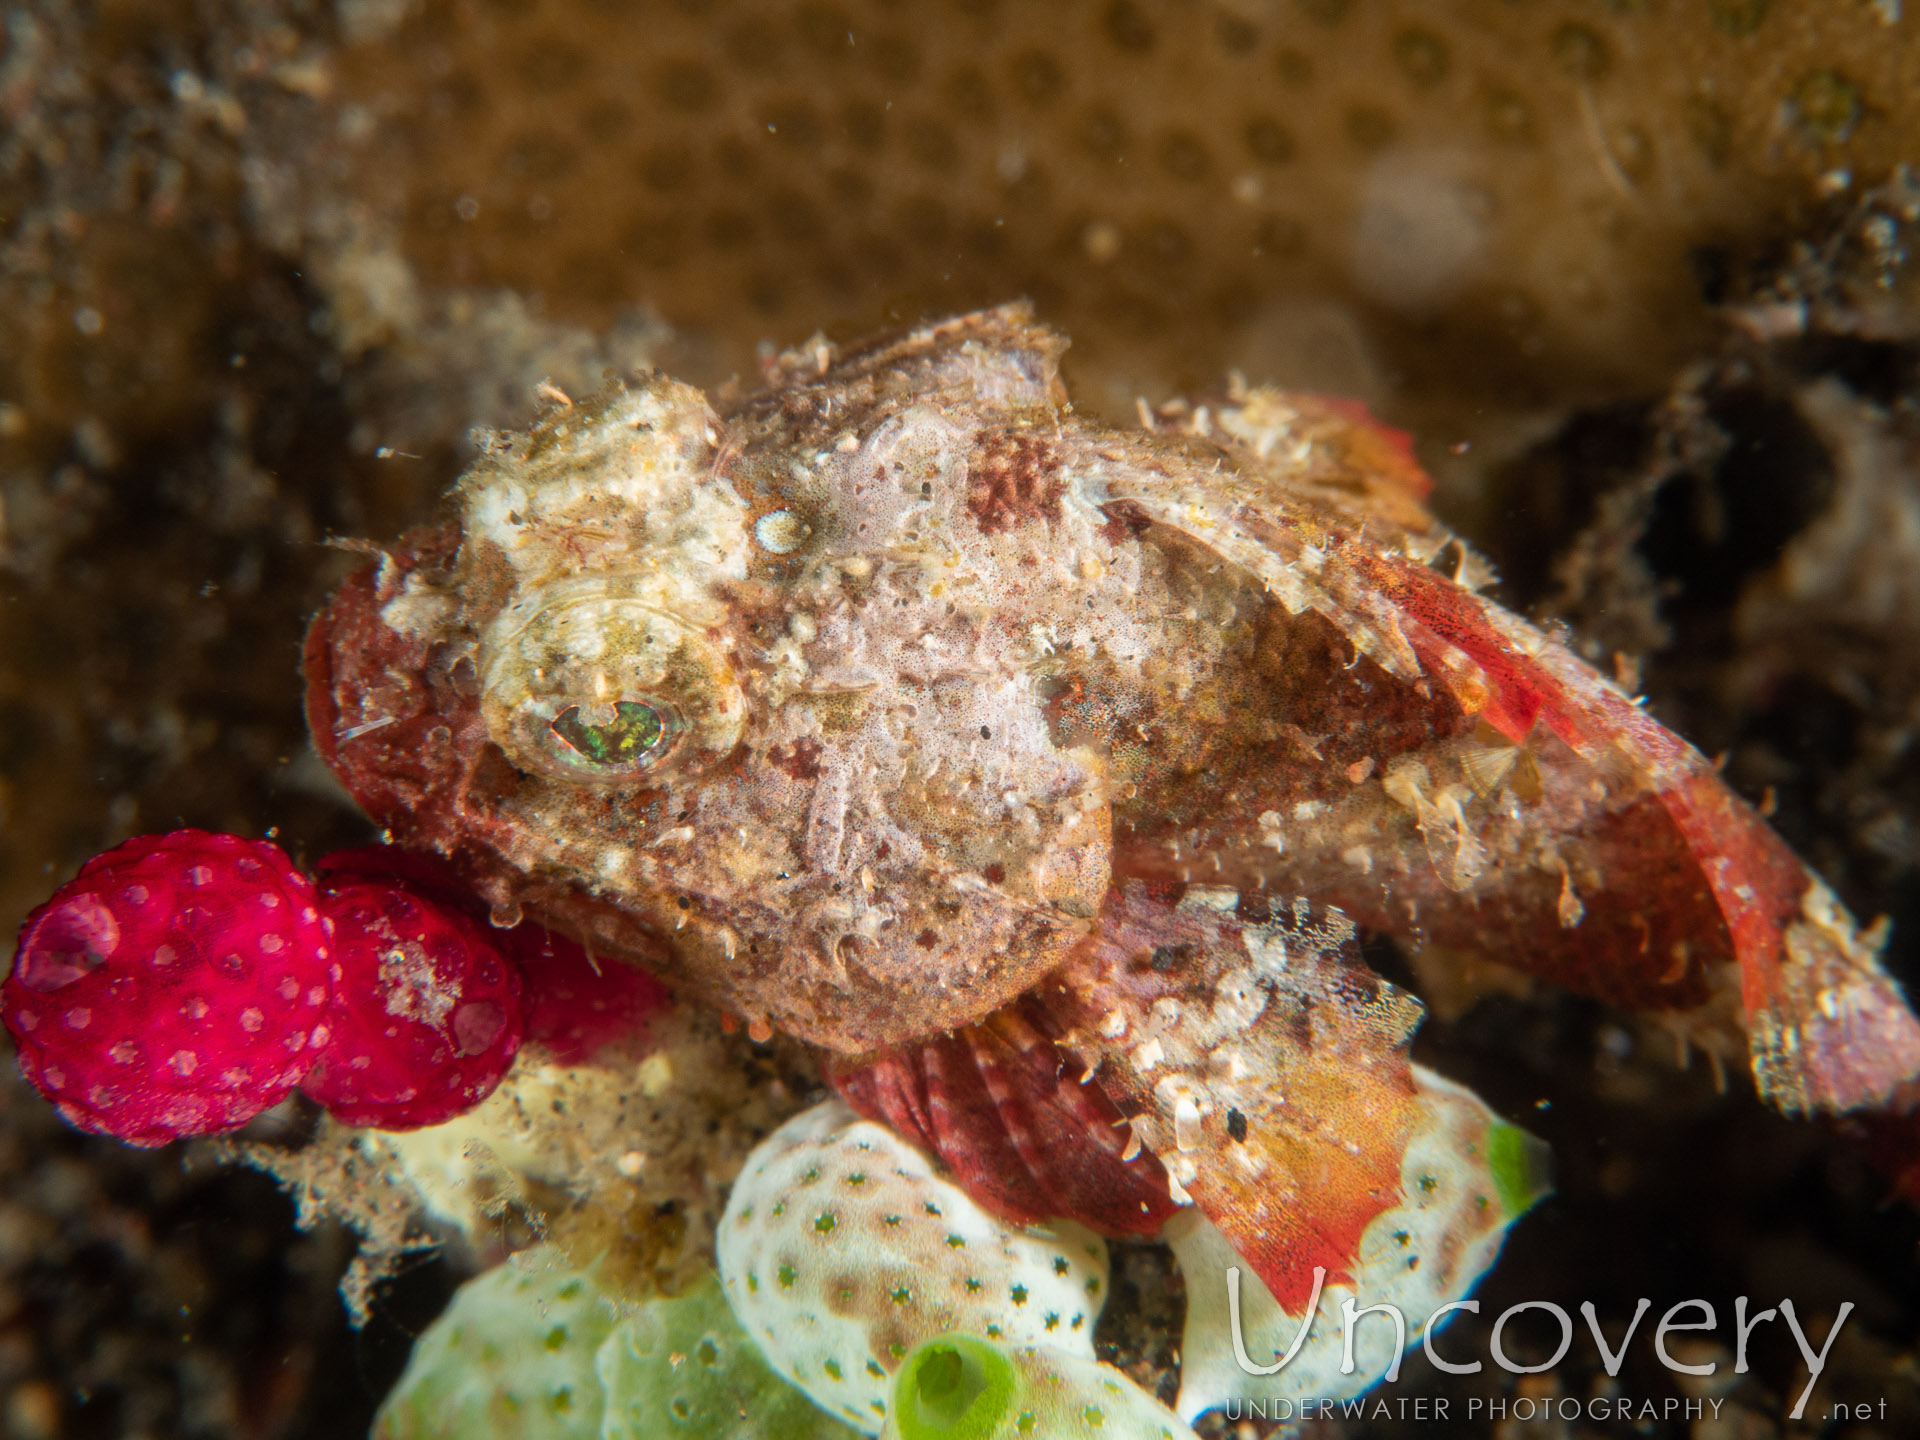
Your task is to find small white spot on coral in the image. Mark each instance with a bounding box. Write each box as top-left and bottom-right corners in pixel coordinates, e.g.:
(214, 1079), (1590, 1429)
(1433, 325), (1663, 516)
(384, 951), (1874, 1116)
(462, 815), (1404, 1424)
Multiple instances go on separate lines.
(63, 1007), (91, 1030)
(240, 1007), (265, 1034)
(755, 509), (806, 554)
(170, 1049), (198, 1077)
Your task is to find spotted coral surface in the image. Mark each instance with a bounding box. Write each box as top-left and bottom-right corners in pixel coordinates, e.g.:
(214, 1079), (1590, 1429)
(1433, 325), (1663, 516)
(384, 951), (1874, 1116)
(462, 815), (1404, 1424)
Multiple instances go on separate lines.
(1166, 1063), (1551, 1422)
(718, 1100), (1109, 1436)
(881, 1334), (1197, 1440)
(328, 0), (1920, 439)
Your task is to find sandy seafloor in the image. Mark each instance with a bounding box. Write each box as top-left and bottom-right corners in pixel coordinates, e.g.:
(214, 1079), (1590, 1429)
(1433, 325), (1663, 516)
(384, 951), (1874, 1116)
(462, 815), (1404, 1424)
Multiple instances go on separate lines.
(2, 3), (1919, 1436)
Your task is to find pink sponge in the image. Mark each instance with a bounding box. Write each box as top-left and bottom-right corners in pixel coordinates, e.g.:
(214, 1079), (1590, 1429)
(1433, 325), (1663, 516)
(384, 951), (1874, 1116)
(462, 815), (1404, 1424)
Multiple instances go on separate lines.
(3, 830), (336, 1147)
(302, 875), (524, 1130)
(317, 843), (669, 1068)
(510, 923), (670, 1066)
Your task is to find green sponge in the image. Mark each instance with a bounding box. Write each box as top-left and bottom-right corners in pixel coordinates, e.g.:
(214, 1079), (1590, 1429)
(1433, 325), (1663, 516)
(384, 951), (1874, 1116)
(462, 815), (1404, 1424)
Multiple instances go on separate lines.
(599, 1272), (861, 1440)
(379, 1254), (862, 1440)
(373, 1255), (618, 1440)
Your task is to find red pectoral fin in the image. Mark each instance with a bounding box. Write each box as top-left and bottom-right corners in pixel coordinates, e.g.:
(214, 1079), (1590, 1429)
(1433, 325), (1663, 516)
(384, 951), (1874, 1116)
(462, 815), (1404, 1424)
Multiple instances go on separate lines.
(1038, 883), (1423, 1313)
(827, 996), (1178, 1240)
(827, 883), (1424, 1309)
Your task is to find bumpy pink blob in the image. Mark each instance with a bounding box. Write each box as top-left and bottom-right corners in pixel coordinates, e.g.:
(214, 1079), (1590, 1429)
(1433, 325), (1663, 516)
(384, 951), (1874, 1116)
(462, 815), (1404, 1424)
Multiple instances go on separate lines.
(3, 830), (336, 1147)
(320, 843), (670, 1065)
(302, 877), (524, 1130)
(509, 924), (671, 1066)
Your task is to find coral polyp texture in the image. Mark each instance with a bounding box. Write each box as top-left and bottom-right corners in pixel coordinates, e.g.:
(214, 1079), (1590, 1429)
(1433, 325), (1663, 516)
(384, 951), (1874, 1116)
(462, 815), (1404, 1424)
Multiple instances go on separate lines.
(322, 0), (1920, 430)
(1, 830), (335, 1145)
(325, 1000), (797, 1306)
(7, 2), (1920, 1434)
(303, 871), (526, 1130)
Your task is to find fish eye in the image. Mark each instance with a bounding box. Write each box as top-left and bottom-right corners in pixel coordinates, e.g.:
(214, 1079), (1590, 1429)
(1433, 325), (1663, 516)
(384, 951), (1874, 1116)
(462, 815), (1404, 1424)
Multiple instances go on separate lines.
(479, 583), (744, 788)
(546, 699), (671, 770)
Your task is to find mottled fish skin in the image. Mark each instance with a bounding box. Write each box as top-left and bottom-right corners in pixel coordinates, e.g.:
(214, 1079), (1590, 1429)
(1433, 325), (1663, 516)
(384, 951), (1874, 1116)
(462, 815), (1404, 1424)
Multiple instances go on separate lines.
(307, 304), (1920, 1116)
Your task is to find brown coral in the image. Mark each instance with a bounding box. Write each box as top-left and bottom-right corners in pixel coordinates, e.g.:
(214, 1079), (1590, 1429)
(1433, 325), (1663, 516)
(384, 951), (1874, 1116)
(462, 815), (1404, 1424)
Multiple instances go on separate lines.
(325, 0), (1920, 436)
